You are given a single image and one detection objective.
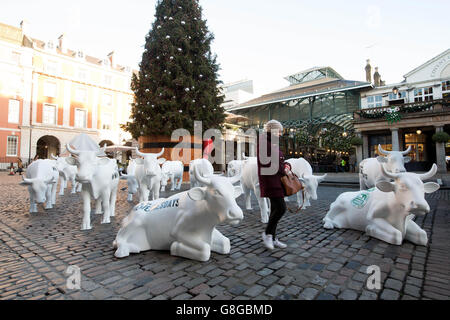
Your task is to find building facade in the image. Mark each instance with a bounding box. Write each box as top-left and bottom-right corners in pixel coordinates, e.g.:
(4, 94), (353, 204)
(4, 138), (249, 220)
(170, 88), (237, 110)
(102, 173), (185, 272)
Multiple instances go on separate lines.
(0, 20), (135, 168)
(220, 79), (254, 110)
(355, 49), (450, 173)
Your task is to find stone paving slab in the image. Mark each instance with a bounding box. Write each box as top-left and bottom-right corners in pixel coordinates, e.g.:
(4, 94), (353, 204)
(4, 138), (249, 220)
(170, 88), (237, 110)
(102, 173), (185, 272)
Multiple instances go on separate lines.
(0, 173), (449, 300)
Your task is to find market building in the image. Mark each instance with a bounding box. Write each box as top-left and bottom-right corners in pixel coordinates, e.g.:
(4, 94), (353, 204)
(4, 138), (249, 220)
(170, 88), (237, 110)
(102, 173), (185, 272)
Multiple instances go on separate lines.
(227, 67), (372, 171)
(354, 49), (450, 173)
(0, 20), (135, 168)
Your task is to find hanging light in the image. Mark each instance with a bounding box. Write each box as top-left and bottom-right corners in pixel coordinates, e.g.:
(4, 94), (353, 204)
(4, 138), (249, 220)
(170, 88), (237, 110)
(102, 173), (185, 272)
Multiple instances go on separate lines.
(392, 87), (399, 96)
(342, 132), (348, 137)
(416, 129), (422, 135)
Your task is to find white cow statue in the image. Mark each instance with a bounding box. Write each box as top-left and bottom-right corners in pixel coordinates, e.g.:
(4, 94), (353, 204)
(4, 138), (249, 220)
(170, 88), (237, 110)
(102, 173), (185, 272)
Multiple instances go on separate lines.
(240, 156), (269, 223)
(160, 160), (184, 191)
(286, 158), (327, 209)
(134, 148), (166, 202)
(189, 158), (214, 188)
(51, 154), (81, 195)
(227, 160), (243, 178)
(323, 163), (440, 246)
(20, 159), (59, 212)
(66, 144), (119, 230)
(120, 159), (139, 202)
(359, 144), (412, 190)
(113, 167), (244, 262)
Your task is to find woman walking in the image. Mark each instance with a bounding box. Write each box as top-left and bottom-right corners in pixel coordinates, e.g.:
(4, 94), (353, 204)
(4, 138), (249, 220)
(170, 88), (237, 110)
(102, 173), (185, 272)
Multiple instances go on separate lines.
(257, 120), (291, 250)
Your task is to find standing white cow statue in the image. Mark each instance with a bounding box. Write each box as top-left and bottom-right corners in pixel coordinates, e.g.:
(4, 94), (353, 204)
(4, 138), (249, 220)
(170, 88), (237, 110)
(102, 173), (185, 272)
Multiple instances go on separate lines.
(286, 158), (327, 209)
(113, 167), (244, 262)
(134, 148), (166, 202)
(240, 156), (270, 223)
(160, 160), (184, 191)
(66, 144), (119, 230)
(189, 158), (214, 188)
(120, 159), (139, 202)
(51, 154), (81, 195)
(359, 144), (412, 190)
(323, 163), (440, 246)
(20, 159), (59, 212)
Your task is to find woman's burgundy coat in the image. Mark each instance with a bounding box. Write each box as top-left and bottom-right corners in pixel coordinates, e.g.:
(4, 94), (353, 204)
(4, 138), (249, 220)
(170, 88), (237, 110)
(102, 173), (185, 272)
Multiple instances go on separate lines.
(257, 133), (288, 198)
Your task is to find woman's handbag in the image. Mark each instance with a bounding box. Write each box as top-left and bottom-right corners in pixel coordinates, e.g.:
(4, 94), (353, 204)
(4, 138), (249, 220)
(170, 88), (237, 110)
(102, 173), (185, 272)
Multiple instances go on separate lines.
(281, 169), (303, 196)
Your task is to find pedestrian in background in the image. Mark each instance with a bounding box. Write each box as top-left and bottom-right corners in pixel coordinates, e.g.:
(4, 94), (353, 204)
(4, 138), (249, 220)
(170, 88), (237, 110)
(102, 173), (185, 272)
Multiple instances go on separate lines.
(257, 120), (291, 250)
(16, 158), (23, 175)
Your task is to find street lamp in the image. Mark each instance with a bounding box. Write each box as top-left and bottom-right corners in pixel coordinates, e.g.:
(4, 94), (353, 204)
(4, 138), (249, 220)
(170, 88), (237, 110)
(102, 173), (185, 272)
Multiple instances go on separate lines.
(342, 132), (348, 137)
(416, 129), (422, 135)
(392, 87), (399, 96)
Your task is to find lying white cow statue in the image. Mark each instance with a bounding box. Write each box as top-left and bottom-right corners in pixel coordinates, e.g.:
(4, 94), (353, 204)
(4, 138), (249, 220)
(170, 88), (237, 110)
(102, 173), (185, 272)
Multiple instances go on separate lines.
(189, 158), (214, 188)
(20, 159), (59, 212)
(120, 159), (139, 202)
(323, 163), (440, 246)
(51, 154), (81, 195)
(286, 158), (326, 209)
(134, 148), (165, 202)
(113, 167), (243, 262)
(66, 144), (119, 230)
(359, 144), (412, 190)
(161, 160), (184, 191)
(240, 156), (269, 223)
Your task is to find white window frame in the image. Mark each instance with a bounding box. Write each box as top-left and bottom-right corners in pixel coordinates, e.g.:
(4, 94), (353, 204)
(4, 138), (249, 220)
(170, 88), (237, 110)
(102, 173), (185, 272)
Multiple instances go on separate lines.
(6, 135), (18, 156)
(8, 99), (20, 124)
(442, 80), (450, 98)
(103, 93), (112, 106)
(101, 112), (113, 130)
(44, 81), (57, 97)
(414, 87), (433, 102)
(42, 104), (57, 125)
(75, 87), (87, 103)
(74, 108), (87, 128)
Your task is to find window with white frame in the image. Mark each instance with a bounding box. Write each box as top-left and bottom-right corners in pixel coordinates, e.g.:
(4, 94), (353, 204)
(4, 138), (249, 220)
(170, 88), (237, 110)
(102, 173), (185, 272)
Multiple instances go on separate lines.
(8, 99), (20, 123)
(78, 68), (88, 82)
(414, 87), (433, 102)
(45, 60), (58, 74)
(74, 109), (87, 128)
(75, 87), (87, 102)
(6, 136), (18, 156)
(388, 91), (407, 100)
(103, 93), (112, 106)
(44, 81), (57, 97)
(42, 104), (57, 125)
(442, 80), (450, 99)
(104, 74), (112, 86)
(367, 95), (382, 108)
(101, 113), (113, 130)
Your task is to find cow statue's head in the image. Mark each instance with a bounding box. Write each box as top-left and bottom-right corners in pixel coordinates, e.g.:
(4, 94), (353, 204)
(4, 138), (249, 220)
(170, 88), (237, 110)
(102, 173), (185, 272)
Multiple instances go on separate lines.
(135, 148), (165, 177)
(377, 144), (412, 173)
(298, 173), (327, 200)
(188, 166), (244, 226)
(227, 161), (242, 177)
(160, 165), (173, 188)
(20, 176), (53, 203)
(120, 173), (138, 194)
(51, 154), (68, 178)
(377, 163), (440, 216)
(65, 144), (110, 183)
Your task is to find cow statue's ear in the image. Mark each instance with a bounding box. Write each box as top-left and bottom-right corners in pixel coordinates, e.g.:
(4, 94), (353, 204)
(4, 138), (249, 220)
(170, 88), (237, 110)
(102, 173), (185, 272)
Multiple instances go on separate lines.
(376, 156), (388, 163)
(376, 181), (395, 192)
(403, 156), (412, 163)
(98, 158), (110, 166)
(188, 187), (205, 201)
(135, 158), (144, 165)
(65, 157), (77, 166)
(234, 186), (243, 198)
(423, 182), (440, 194)
(158, 158), (166, 165)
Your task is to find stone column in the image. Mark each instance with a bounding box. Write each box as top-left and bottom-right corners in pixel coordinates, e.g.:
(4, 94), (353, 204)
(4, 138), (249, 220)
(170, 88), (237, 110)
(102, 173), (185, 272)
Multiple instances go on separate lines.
(362, 134), (369, 159)
(236, 137), (242, 160)
(435, 126), (447, 173)
(355, 133), (363, 170)
(391, 128), (400, 151)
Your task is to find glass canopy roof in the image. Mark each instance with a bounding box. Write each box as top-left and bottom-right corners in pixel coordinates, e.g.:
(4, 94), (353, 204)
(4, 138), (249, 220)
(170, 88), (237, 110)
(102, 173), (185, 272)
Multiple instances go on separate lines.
(284, 66), (344, 85)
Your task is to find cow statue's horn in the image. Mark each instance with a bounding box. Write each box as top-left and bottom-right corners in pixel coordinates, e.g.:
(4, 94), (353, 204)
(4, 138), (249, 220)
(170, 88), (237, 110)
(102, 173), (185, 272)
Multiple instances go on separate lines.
(50, 153), (58, 160)
(400, 145), (412, 156)
(378, 144), (391, 155)
(66, 144), (80, 155)
(242, 153), (248, 160)
(22, 176), (34, 184)
(380, 163), (400, 179)
(194, 165), (211, 186)
(96, 144), (107, 156)
(418, 163), (437, 181)
(135, 147), (145, 157)
(155, 148), (164, 158)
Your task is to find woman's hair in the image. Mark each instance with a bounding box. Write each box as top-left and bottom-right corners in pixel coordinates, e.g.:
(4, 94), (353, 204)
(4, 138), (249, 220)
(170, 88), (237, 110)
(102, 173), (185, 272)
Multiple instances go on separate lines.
(264, 119), (283, 133)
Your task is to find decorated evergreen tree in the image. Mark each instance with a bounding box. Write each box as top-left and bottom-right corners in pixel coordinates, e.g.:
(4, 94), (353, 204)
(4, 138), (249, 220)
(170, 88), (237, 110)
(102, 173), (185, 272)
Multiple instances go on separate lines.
(123, 0), (225, 138)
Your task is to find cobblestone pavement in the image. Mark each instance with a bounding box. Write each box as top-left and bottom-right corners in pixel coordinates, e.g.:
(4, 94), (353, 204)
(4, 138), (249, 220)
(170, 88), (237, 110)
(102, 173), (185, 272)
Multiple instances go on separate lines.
(0, 173), (449, 300)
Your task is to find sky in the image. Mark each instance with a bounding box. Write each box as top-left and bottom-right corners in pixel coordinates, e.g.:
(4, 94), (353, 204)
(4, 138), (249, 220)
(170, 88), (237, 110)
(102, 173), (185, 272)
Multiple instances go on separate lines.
(1, 0), (449, 98)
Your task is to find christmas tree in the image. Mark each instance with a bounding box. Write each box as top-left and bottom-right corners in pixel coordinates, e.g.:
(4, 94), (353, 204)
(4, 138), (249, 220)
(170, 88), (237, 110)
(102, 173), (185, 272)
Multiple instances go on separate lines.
(123, 0), (225, 139)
